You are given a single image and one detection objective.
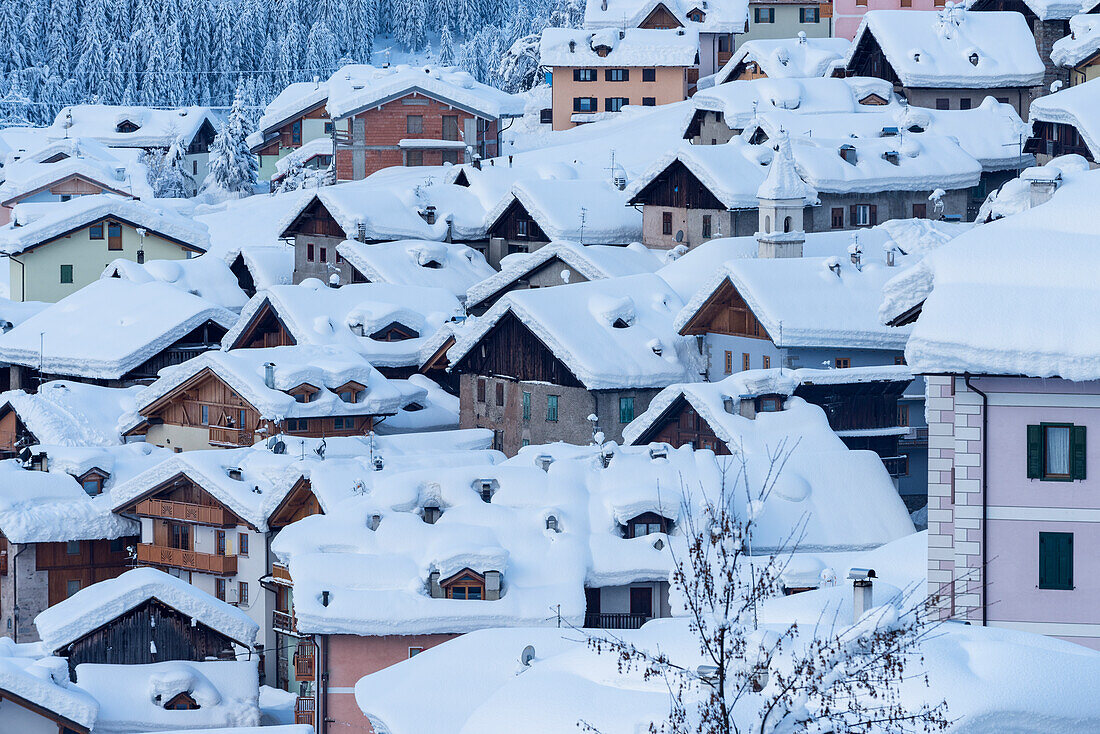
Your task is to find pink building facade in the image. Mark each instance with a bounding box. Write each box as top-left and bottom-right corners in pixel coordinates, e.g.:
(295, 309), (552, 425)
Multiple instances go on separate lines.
(927, 374), (1100, 650)
(833, 0), (945, 40)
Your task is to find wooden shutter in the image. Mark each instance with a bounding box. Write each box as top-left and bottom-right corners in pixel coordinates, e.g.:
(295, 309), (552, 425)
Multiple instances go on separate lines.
(849, 205), (857, 225)
(622, 69), (629, 81)
(869, 205), (878, 225)
(1072, 425), (1087, 479)
(1026, 425), (1042, 478)
(573, 69), (582, 82)
(1039, 532), (1073, 589)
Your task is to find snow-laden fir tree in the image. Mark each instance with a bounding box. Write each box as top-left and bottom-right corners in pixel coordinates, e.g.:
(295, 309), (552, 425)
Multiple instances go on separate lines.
(438, 25), (457, 66)
(145, 136), (197, 197)
(394, 0), (427, 51)
(305, 21), (341, 79)
(202, 92), (259, 199)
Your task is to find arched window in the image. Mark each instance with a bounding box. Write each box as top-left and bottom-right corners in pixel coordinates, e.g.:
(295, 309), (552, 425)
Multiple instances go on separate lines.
(764, 215), (771, 233)
(784, 216), (792, 233)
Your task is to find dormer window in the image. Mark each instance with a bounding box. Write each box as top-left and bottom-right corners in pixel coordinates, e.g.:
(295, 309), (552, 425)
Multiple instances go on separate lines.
(161, 692), (199, 710)
(445, 570), (485, 599)
(369, 322), (420, 342)
(77, 468), (109, 496)
(688, 8), (705, 21)
(756, 395), (783, 413)
(624, 512), (671, 538)
(291, 384), (319, 403)
(839, 145), (857, 164)
(423, 504), (442, 524)
(115, 120), (140, 134)
(336, 381), (366, 403)
(476, 479), (497, 502)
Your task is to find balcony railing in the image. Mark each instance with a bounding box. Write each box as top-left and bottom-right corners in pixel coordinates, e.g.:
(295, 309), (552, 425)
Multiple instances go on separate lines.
(272, 562), (293, 585)
(293, 641), (316, 681)
(882, 455), (909, 478)
(136, 543), (238, 576)
(583, 612), (650, 630)
(135, 499), (237, 527)
(208, 425), (254, 447)
(273, 609), (298, 635)
(294, 697), (316, 726)
(899, 427), (929, 446)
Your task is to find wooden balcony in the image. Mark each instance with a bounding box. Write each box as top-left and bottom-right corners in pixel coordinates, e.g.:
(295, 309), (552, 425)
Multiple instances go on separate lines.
(136, 543), (238, 576)
(208, 425), (254, 447)
(273, 609), (298, 635)
(583, 612), (650, 630)
(272, 562), (293, 585)
(135, 499), (237, 527)
(294, 697), (316, 726)
(293, 640), (316, 681)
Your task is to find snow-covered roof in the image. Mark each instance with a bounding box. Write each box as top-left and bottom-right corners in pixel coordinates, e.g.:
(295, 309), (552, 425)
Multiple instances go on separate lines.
(0, 381), (142, 447)
(254, 81), (330, 138)
(625, 139), (779, 210)
(224, 280), (464, 368)
(75, 660), (259, 733)
(712, 37), (851, 84)
(0, 279), (237, 380)
(967, 0), (1089, 21)
(893, 166), (1100, 379)
(336, 239), (494, 301)
(0, 652), (98, 731)
(486, 178), (642, 244)
(48, 105), (219, 149)
(123, 345), (413, 432)
(102, 254), (250, 311)
(1029, 77), (1100, 160)
(0, 194), (209, 256)
(540, 27), (700, 67)
(451, 273), (703, 390)
(195, 191), (313, 256)
(758, 134), (815, 200)
(273, 137), (334, 177)
(0, 138), (151, 206)
(36, 568), (258, 654)
(1051, 13), (1100, 67)
(846, 8), (1046, 88)
(466, 241), (664, 311)
(584, 0), (749, 33)
(325, 65), (525, 120)
(677, 252), (912, 350)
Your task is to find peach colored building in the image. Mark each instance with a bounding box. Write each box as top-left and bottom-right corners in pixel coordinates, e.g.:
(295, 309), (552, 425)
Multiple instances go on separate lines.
(540, 27), (700, 130)
(832, 0), (946, 40)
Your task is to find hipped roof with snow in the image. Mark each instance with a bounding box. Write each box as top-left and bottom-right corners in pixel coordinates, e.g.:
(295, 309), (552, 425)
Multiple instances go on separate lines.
(540, 27), (701, 67)
(583, 0), (749, 33)
(48, 105), (219, 149)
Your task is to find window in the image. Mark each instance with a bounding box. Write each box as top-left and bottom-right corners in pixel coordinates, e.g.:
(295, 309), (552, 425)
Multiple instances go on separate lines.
(339, 390), (356, 403)
(522, 391), (531, 420)
(855, 205), (871, 226)
(406, 149), (424, 166)
(334, 416), (351, 430)
(702, 214), (712, 238)
(82, 477), (102, 496)
(307, 243), (315, 261)
(897, 404), (909, 428)
(619, 396), (635, 424)
(110, 537), (127, 553)
(409, 647), (424, 657)
(324, 121), (334, 134)
(606, 68), (629, 81)
(66, 540), (80, 555)
(573, 97), (598, 112)
(286, 418), (309, 432)
(238, 581), (249, 606)
(540, 108), (553, 124)
(856, 0), (867, 6)
(724, 351), (733, 374)
(959, 98), (972, 110)
(192, 160), (198, 175)
(642, 97), (656, 106)
(546, 395), (559, 422)
(800, 6), (819, 22)
(753, 7), (774, 23)
(215, 578), (227, 601)
(406, 115), (424, 134)
(319, 247), (327, 263)
(442, 115), (460, 141)
(935, 98), (950, 110)
(742, 353), (750, 371)
(201, 404), (210, 425)
(495, 381), (505, 406)
(894, 355), (906, 365)
(238, 532), (249, 557)
(913, 203), (927, 219)
(516, 218), (528, 236)
(718, 35), (731, 53)
(477, 377), (486, 403)
(1039, 532), (1073, 590)
(66, 579), (81, 598)
(662, 211), (673, 235)
(831, 207), (844, 229)
(90, 223), (104, 239)
(835, 358), (851, 369)
(629, 586), (653, 616)
(1028, 424), (1086, 481)
(762, 355), (770, 369)
(574, 68), (597, 82)
(216, 530), (227, 556)
(60, 264), (73, 284)
(642, 68), (656, 82)
(758, 396), (782, 412)
(605, 97), (628, 112)
(291, 120), (302, 145)
(441, 149), (461, 165)
(107, 221), (122, 250)
(900, 0), (911, 6)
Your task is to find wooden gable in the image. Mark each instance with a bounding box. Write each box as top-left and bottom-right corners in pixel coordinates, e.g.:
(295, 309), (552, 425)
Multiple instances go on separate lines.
(369, 321), (420, 342)
(487, 198), (548, 242)
(628, 394), (731, 454)
(127, 319), (229, 380)
(230, 299), (297, 349)
(639, 2), (684, 28)
(268, 477), (321, 529)
(451, 310), (584, 388)
(845, 32), (901, 86)
(678, 278), (772, 340)
(119, 471), (251, 528)
(0, 404), (35, 455)
(135, 367), (262, 433)
(858, 93), (889, 106)
(628, 159), (726, 209)
(282, 197), (345, 239)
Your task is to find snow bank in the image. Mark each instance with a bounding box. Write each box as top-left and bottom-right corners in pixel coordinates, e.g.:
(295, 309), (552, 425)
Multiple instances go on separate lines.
(0, 653), (98, 730)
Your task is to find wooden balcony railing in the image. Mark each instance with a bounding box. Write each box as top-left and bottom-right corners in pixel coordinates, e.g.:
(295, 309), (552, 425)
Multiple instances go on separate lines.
(136, 543), (238, 576)
(583, 612), (650, 630)
(135, 499), (237, 527)
(272, 562), (293, 585)
(293, 641), (316, 681)
(208, 425), (254, 447)
(273, 609), (298, 635)
(294, 697), (316, 726)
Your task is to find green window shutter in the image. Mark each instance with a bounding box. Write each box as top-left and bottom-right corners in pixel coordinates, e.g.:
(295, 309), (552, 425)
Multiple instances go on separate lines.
(1026, 425), (1042, 478)
(1039, 532), (1074, 590)
(1072, 425), (1087, 480)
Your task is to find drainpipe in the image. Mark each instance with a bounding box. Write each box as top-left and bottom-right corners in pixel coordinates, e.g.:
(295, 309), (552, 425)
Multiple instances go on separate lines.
(11, 543), (28, 642)
(320, 634), (330, 734)
(964, 374), (988, 627)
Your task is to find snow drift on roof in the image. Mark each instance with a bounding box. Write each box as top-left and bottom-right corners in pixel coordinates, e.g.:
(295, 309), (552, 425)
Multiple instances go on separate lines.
(584, 0), (749, 32)
(0, 381), (142, 447)
(0, 653), (98, 730)
(103, 254), (249, 311)
(336, 239), (494, 301)
(1029, 77), (1100, 161)
(325, 65), (524, 120)
(713, 37), (851, 84)
(49, 105), (219, 149)
(540, 28), (701, 67)
(1051, 13), (1100, 68)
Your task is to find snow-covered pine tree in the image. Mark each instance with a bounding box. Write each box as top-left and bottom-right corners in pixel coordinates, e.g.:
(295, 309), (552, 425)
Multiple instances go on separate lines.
(394, 0), (427, 51)
(202, 92), (259, 199)
(346, 0), (376, 62)
(149, 136), (197, 197)
(210, 0), (242, 104)
(305, 20), (340, 79)
(438, 25), (456, 66)
(74, 0), (110, 98)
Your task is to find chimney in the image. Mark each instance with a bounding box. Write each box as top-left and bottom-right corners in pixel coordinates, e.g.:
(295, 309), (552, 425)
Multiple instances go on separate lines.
(601, 0), (607, 8)
(429, 571), (443, 598)
(424, 205), (437, 224)
(369, 514), (381, 530)
(1027, 170), (1060, 208)
(263, 362), (275, 389)
(321, 590), (331, 607)
(485, 570), (502, 600)
(847, 568), (876, 622)
(722, 396), (735, 414)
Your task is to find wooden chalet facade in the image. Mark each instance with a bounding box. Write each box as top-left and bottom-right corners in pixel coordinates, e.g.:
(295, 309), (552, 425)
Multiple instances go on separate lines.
(679, 278), (772, 341)
(630, 395), (732, 453)
(486, 198), (550, 265)
(283, 197), (352, 285)
(1026, 119), (1095, 161)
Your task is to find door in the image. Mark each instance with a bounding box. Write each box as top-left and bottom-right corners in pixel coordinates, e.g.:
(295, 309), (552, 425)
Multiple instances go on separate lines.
(168, 522), (191, 550)
(630, 586), (653, 618)
(107, 221), (123, 251)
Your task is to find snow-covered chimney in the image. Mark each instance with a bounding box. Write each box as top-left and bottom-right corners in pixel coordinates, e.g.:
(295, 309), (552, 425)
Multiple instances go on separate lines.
(601, 0), (607, 9)
(429, 571), (443, 598)
(1025, 169), (1061, 209)
(848, 568), (875, 623)
(264, 362), (275, 389)
(485, 570), (502, 600)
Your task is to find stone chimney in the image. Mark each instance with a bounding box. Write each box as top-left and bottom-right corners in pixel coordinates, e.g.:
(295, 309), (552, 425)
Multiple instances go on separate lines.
(485, 570), (502, 600)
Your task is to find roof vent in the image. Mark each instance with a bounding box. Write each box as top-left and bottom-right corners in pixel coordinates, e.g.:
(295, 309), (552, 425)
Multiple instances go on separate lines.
(839, 145), (857, 164)
(569, 40), (576, 53)
(619, 30), (625, 39)
(228, 467), (243, 481)
(264, 362), (275, 389)
(722, 396), (735, 414)
(968, 52), (979, 66)
(536, 454), (554, 471)
(882, 150), (900, 166)
(649, 446), (668, 461)
(546, 515), (560, 532)
(369, 514), (381, 530)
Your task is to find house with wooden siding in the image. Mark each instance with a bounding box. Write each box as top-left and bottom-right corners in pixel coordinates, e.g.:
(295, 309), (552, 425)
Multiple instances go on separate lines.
(1027, 77), (1100, 163)
(448, 273), (702, 455)
(710, 37), (850, 84)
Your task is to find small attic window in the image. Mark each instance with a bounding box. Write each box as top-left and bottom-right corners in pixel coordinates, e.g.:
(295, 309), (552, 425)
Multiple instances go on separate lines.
(162, 692), (200, 711)
(968, 52), (979, 66)
(42, 152), (70, 163)
(115, 120), (140, 133)
(880, 126), (899, 137)
(688, 8), (705, 21)
(907, 124), (925, 134)
(475, 479), (498, 502)
(623, 512), (672, 539)
(839, 145), (857, 164)
(77, 468), (109, 496)
(546, 515), (560, 532)
(423, 504), (442, 524)
(336, 382), (366, 403)
(612, 317), (631, 329)
(421, 259), (443, 269)
(441, 568), (494, 600)
(756, 395), (783, 413)
(369, 322), (420, 342)
(882, 151), (900, 166)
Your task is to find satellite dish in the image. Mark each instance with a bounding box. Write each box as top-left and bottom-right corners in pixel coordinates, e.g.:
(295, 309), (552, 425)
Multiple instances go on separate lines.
(520, 645), (536, 667)
(675, 230), (684, 243)
(271, 440), (286, 455)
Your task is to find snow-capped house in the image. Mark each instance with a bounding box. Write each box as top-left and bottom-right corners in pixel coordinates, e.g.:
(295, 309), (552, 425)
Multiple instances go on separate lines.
(1051, 12), (1100, 87)
(249, 65), (524, 182)
(711, 37), (850, 84)
(843, 8), (1046, 120)
(0, 196), (209, 303)
(583, 0), (749, 76)
(448, 273), (702, 455)
(0, 381), (142, 457)
(0, 653), (98, 734)
(539, 28), (700, 130)
(102, 254), (252, 312)
(970, 0), (1091, 91)
(335, 239), (494, 302)
(465, 241), (664, 316)
(1027, 77), (1100, 162)
(120, 345), (412, 451)
(0, 279), (236, 389)
(0, 444), (169, 642)
(48, 106), (220, 193)
(880, 165), (1100, 649)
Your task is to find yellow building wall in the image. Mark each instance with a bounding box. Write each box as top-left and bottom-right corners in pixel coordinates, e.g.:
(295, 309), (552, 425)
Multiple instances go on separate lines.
(550, 66), (689, 130)
(9, 220), (198, 303)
